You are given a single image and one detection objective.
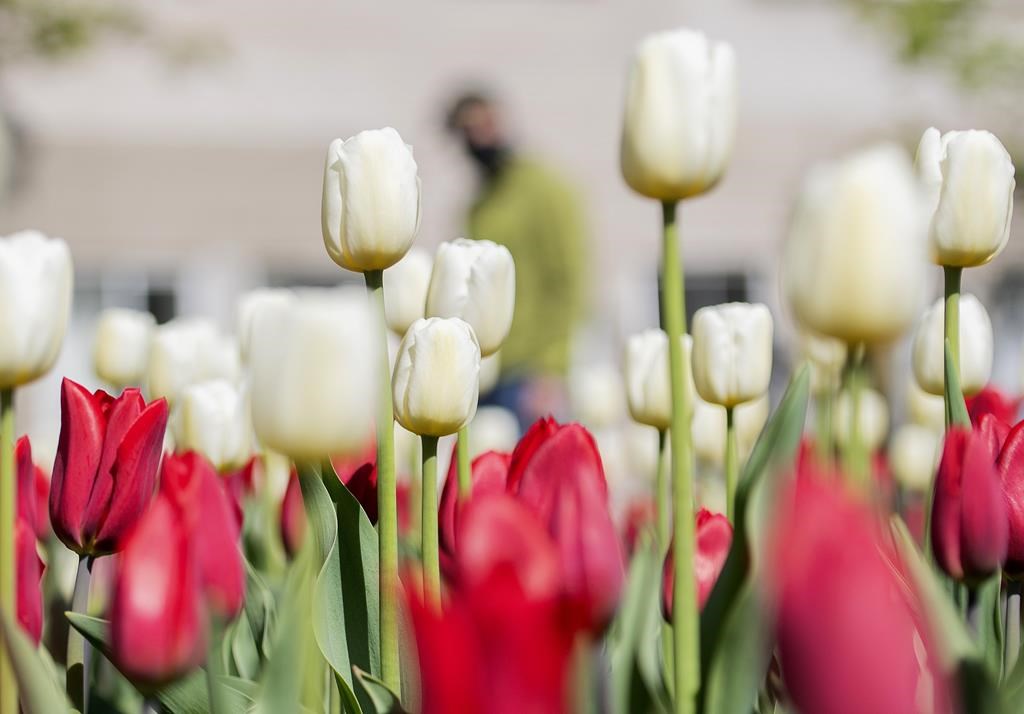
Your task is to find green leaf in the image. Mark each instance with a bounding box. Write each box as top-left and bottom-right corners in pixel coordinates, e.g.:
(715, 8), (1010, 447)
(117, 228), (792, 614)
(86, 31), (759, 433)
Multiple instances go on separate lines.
(65, 612), (109, 653)
(698, 366), (809, 714)
(945, 339), (971, 428)
(354, 667), (407, 713)
(297, 462), (382, 713)
(0, 608), (74, 713)
(227, 610), (260, 679)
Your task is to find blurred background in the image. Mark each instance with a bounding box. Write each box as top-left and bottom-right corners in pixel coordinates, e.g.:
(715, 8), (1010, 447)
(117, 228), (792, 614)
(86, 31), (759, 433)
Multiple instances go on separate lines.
(3, 0), (1024, 505)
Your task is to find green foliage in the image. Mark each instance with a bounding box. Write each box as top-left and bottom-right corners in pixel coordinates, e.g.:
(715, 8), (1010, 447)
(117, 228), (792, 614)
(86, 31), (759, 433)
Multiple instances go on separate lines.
(0, 608), (73, 713)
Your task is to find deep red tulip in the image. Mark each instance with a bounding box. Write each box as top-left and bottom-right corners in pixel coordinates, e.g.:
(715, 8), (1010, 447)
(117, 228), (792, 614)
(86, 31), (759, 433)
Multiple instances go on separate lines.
(510, 421), (625, 631)
(439, 450), (511, 554)
(32, 464), (51, 540)
(15, 436), (36, 532)
(331, 441), (378, 523)
(49, 379), (168, 557)
(280, 468), (305, 559)
(111, 492), (207, 688)
(223, 456), (259, 530)
(161, 452), (245, 619)
(15, 518), (43, 645)
(505, 416), (559, 492)
(967, 386), (1021, 428)
(996, 419), (1024, 577)
(932, 426), (1008, 583)
(662, 508), (732, 620)
(770, 474), (952, 714)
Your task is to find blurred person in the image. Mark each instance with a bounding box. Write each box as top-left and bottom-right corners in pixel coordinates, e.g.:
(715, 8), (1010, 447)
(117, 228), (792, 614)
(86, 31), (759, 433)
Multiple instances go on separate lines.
(445, 90), (589, 428)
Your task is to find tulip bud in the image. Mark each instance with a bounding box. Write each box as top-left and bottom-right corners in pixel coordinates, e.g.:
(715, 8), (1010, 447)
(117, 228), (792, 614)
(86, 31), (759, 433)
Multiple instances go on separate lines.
(834, 387), (889, 453)
(916, 127), (1015, 268)
(392, 317), (481, 437)
(93, 308), (156, 388)
(439, 450), (511, 554)
(620, 29), (737, 201)
(111, 494), (207, 688)
(691, 395), (769, 465)
(798, 329), (846, 394)
(0, 230), (73, 388)
(624, 330), (693, 430)
(280, 469), (305, 559)
(49, 379), (169, 557)
(174, 379), (253, 472)
(691, 302), (773, 408)
(770, 474), (952, 714)
(784, 145), (927, 344)
(236, 288), (293, 364)
(249, 290), (378, 461)
(932, 426), (1008, 583)
(321, 127), (421, 272)
(996, 421), (1024, 578)
(662, 508), (732, 619)
(148, 318), (241, 405)
(425, 238), (516, 357)
(15, 519), (43, 645)
(15, 436), (36, 532)
(383, 247), (432, 336)
(889, 424), (941, 493)
(478, 352), (501, 396)
(907, 380), (946, 431)
(912, 294), (992, 397)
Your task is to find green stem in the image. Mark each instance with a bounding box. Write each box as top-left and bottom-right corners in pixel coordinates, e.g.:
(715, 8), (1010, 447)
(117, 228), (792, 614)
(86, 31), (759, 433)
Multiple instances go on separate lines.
(206, 619), (228, 714)
(364, 270), (401, 694)
(943, 266), (962, 430)
(661, 200), (698, 714)
(814, 390), (833, 462)
(67, 557), (93, 712)
(1007, 582), (1022, 674)
(420, 435), (440, 607)
(0, 388), (15, 714)
(725, 408), (738, 523)
(456, 425), (471, 502)
(655, 429), (669, 553)
(841, 346), (869, 489)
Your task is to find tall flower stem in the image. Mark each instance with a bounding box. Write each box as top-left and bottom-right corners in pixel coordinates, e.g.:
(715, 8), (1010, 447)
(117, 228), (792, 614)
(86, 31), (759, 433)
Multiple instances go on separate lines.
(655, 429), (669, 552)
(725, 407), (738, 522)
(67, 557), (93, 712)
(661, 201), (698, 714)
(206, 618), (228, 714)
(456, 426), (471, 501)
(419, 435), (440, 607)
(841, 345), (868, 488)
(363, 269), (401, 694)
(943, 266), (962, 429)
(0, 388), (15, 714)
(814, 390), (833, 461)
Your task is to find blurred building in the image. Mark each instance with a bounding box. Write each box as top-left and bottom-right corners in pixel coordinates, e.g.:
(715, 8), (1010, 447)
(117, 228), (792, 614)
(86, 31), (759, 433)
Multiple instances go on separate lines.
(2, 0), (1024, 447)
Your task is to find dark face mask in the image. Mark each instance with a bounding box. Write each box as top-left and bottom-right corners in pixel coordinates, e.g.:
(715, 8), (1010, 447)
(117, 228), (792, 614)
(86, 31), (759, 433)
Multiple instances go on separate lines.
(465, 140), (508, 177)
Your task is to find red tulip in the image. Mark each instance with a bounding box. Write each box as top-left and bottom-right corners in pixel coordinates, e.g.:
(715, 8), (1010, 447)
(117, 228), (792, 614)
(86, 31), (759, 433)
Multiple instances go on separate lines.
(161, 452), (245, 619)
(49, 379), (168, 557)
(280, 468), (305, 559)
(932, 425), (1008, 583)
(331, 441), (378, 523)
(32, 464), (51, 540)
(438, 450), (511, 554)
(770, 473), (952, 714)
(223, 456), (259, 529)
(662, 508), (732, 620)
(505, 416), (559, 493)
(15, 436), (36, 531)
(15, 518), (43, 645)
(996, 419), (1024, 577)
(510, 421), (625, 631)
(111, 493), (207, 688)
(967, 385), (1021, 428)
(622, 498), (657, 556)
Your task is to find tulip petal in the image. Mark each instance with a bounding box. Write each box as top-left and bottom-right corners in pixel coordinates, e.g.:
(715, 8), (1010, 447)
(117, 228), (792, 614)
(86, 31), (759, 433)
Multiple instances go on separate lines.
(959, 433), (1009, 580)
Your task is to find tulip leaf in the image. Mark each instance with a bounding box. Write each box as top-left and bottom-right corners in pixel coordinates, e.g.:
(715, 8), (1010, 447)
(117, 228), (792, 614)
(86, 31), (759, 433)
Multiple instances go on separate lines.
(0, 608), (75, 713)
(65, 612), (110, 652)
(944, 339), (971, 428)
(354, 667), (407, 714)
(698, 366), (809, 714)
(159, 670), (253, 714)
(297, 462), (381, 713)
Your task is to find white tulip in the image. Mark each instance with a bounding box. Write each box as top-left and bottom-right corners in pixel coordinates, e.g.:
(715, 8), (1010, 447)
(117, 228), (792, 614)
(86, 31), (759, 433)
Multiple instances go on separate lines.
(620, 29), (737, 201)
(835, 387), (889, 452)
(93, 308), (155, 388)
(784, 145), (928, 344)
(249, 290), (378, 461)
(425, 238), (515, 357)
(321, 127), (421, 272)
(798, 329), (847, 394)
(174, 379), (253, 472)
(478, 352), (502, 396)
(569, 363), (627, 429)
(392, 317), (481, 437)
(0, 231), (73, 388)
(236, 288), (293, 364)
(911, 294), (992, 397)
(147, 318), (241, 404)
(468, 406), (520, 457)
(906, 380), (946, 432)
(383, 248), (432, 335)
(916, 127), (1015, 268)
(624, 329), (694, 430)
(889, 424), (941, 493)
(691, 302), (773, 408)
(691, 395), (769, 465)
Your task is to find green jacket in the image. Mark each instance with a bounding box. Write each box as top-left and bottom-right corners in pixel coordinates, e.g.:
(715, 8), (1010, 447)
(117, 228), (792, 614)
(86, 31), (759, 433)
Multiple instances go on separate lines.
(467, 156), (588, 378)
